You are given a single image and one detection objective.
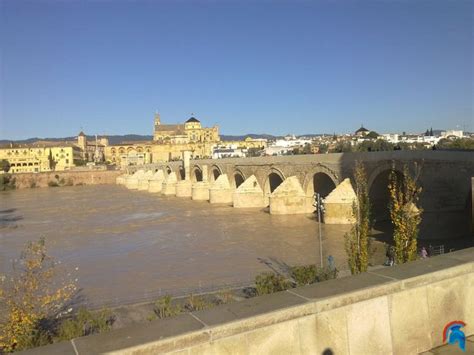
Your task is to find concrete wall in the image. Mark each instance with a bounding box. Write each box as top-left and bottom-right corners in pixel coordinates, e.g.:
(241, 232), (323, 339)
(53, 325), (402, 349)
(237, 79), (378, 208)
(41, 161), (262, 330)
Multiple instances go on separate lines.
(9, 170), (122, 189)
(472, 177), (474, 234)
(24, 248), (474, 355)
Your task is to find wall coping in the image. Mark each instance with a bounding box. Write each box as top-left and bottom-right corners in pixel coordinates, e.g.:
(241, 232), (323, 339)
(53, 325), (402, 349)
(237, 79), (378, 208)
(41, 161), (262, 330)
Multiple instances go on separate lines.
(19, 247), (474, 354)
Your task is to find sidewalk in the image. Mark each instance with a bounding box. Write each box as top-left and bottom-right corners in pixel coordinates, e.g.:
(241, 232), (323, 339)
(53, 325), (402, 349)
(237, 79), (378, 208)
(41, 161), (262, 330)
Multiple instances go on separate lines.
(421, 335), (473, 354)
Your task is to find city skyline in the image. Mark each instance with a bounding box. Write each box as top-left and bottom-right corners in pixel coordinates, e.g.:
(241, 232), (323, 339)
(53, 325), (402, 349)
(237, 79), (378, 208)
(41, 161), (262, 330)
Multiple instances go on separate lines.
(1, 0), (472, 140)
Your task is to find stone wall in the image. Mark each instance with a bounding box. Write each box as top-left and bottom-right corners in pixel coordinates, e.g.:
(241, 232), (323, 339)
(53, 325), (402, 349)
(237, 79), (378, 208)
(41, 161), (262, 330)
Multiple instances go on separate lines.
(22, 248), (473, 355)
(10, 170), (122, 189)
(130, 151), (474, 238)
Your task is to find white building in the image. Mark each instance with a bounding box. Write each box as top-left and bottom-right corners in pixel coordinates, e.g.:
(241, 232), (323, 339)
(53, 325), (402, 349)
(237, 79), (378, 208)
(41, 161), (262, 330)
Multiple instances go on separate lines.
(212, 148), (245, 159)
(441, 130), (463, 138)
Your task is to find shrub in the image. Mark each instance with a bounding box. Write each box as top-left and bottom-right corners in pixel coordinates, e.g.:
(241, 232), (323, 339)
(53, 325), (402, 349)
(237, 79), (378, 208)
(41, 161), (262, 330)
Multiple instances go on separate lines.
(389, 163), (423, 264)
(290, 265), (318, 286)
(65, 178), (74, 186)
(0, 174), (16, 191)
(215, 289), (233, 305)
(48, 181), (59, 187)
(290, 265), (338, 286)
(254, 272), (292, 295)
(0, 238), (76, 352)
(185, 294), (211, 312)
(58, 178), (65, 185)
(154, 295), (182, 319)
(316, 266), (338, 281)
(345, 161), (371, 274)
(57, 308), (113, 341)
(29, 180), (37, 188)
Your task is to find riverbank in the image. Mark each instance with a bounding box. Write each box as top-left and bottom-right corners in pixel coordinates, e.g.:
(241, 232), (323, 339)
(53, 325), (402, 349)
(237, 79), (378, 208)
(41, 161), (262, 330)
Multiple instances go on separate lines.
(3, 169), (121, 189)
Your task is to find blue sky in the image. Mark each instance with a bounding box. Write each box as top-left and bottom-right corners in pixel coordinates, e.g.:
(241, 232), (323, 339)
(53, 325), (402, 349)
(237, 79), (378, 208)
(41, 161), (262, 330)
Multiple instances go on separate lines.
(1, 0), (472, 139)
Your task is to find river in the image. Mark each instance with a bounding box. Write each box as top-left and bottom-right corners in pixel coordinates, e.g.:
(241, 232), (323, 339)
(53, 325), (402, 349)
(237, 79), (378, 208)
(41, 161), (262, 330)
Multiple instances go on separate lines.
(1, 185), (352, 307)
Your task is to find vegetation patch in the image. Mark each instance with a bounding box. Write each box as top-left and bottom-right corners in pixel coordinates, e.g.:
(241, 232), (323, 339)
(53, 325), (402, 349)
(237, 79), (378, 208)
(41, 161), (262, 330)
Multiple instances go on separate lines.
(0, 174), (16, 191)
(0, 238), (112, 353)
(255, 272), (292, 295)
(57, 308), (113, 341)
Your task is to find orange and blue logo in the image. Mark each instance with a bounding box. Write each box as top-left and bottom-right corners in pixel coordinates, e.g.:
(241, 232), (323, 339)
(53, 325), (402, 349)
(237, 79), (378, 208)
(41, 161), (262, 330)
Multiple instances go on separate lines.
(443, 320), (466, 352)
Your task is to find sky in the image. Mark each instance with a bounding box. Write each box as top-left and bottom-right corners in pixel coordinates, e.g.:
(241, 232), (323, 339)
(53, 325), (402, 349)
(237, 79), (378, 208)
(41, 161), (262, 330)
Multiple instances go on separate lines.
(0, 0), (472, 140)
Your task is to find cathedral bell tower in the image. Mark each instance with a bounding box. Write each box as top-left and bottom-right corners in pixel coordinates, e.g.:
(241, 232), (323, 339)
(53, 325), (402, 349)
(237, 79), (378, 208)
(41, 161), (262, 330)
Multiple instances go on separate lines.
(154, 112), (161, 127)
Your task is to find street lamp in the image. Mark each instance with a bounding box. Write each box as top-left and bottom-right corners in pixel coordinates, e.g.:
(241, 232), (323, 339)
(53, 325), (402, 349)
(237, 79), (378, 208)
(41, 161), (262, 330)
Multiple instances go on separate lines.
(313, 192), (325, 268)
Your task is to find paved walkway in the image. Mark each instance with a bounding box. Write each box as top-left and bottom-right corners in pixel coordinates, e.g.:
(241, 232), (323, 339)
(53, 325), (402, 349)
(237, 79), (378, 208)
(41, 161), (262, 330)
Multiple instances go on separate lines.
(422, 335), (473, 354)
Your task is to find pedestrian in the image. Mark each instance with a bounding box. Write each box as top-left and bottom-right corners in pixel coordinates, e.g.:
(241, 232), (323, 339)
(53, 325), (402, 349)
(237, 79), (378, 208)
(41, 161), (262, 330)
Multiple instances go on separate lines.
(327, 255), (335, 271)
(388, 246), (395, 266)
(421, 247), (428, 259)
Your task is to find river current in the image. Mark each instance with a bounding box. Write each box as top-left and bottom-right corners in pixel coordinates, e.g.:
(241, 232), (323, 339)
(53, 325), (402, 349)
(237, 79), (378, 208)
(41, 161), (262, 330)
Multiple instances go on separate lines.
(0, 185), (351, 307)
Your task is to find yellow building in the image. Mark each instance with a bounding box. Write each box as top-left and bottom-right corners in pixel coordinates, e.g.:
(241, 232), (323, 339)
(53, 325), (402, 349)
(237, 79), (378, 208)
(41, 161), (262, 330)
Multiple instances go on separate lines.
(0, 143), (81, 173)
(50, 145), (82, 170)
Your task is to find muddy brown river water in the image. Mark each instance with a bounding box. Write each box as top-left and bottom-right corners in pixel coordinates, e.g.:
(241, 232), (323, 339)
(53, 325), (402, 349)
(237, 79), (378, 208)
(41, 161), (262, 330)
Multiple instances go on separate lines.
(1, 185), (353, 307)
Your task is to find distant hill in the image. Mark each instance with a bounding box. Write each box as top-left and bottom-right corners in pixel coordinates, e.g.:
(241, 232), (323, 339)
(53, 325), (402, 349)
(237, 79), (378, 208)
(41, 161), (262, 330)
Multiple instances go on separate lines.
(220, 134), (281, 141)
(3, 130), (462, 146)
(0, 134), (154, 146)
(1, 133), (280, 145)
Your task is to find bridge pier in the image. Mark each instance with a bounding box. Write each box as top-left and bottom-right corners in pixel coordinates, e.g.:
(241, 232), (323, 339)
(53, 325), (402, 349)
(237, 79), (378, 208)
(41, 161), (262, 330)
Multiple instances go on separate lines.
(162, 172), (177, 196)
(192, 182), (210, 200)
(148, 170), (165, 193)
(209, 174), (233, 204)
(125, 170), (145, 189)
(323, 178), (357, 224)
(192, 165), (210, 200)
(176, 180), (193, 198)
(269, 176), (308, 215)
(233, 175), (266, 208)
(137, 170), (154, 191)
(116, 173), (128, 185)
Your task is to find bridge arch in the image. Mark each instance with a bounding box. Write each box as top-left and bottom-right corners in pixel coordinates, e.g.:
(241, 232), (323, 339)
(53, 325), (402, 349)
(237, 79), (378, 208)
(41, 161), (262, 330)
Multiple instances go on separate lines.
(233, 169), (246, 189)
(303, 165), (339, 199)
(192, 165), (203, 182)
(178, 166), (185, 180)
(368, 163), (404, 223)
(210, 165), (223, 182)
(263, 168), (286, 200)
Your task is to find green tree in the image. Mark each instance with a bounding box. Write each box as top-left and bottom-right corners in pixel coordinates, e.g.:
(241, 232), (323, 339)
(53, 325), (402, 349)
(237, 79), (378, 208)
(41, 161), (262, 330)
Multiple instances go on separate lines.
(318, 144), (328, 154)
(388, 163), (423, 264)
(334, 141), (353, 153)
(302, 143), (312, 154)
(0, 159), (10, 172)
(437, 138), (474, 150)
(247, 147), (262, 157)
(344, 162), (371, 274)
(366, 131), (379, 139)
(357, 139), (394, 152)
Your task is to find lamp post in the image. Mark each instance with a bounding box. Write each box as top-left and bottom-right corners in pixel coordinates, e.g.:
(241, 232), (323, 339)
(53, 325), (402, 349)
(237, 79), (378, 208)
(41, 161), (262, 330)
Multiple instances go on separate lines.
(313, 192), (325, 268)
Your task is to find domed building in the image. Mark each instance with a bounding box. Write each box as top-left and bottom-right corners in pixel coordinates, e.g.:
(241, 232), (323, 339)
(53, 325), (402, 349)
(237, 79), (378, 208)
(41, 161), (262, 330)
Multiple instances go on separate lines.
(105, 113), (220, 166)
(355, 125), (370, 137)
(153, 113), (219, 144)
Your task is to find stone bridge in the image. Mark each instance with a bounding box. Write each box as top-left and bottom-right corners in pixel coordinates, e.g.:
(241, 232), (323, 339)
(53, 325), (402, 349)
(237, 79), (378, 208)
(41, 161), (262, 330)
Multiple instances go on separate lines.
(125, 151), (474, 239)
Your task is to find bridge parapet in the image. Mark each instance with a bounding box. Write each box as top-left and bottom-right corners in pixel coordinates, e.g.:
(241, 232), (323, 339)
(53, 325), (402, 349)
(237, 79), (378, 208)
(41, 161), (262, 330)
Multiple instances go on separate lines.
(27, 248), (474, 354)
